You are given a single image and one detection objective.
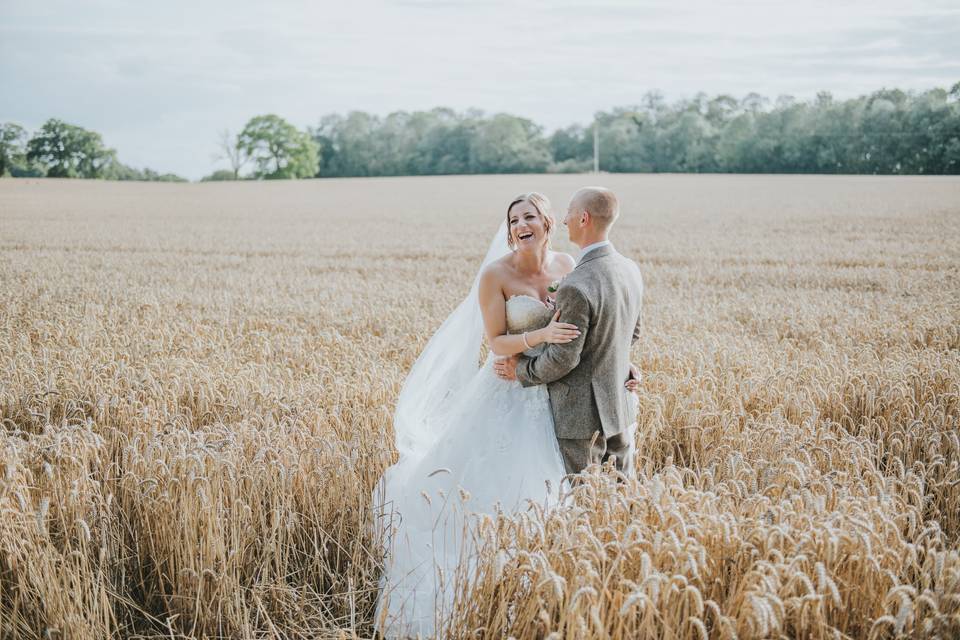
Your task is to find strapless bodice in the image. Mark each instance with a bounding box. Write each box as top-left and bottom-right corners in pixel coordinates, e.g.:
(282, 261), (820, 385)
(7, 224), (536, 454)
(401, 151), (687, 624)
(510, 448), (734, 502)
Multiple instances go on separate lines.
(505, 295), (554, 357)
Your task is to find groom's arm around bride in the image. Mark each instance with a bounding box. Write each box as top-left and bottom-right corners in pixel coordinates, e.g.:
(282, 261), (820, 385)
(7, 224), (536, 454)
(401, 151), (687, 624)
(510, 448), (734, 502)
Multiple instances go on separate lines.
(515, 283), (592, 388)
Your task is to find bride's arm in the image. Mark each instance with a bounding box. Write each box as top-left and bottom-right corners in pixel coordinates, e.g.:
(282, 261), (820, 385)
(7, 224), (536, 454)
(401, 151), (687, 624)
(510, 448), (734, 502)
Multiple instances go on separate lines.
(478, 268), (537, 356)
(478, 268), (578, 356)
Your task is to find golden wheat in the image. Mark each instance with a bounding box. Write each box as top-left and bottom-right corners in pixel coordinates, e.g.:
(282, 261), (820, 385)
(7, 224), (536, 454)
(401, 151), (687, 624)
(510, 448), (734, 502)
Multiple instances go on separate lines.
(1, 175), (958, 639)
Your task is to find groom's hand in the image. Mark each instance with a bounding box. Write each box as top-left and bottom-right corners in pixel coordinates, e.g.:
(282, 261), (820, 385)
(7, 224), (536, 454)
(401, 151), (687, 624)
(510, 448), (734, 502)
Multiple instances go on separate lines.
(494, 355), (519, 381)
(625, 363), (641, 393)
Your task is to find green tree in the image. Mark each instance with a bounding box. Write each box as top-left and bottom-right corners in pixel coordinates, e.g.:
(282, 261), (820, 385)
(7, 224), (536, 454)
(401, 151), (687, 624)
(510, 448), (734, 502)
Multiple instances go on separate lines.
(238, 115), (318, 179)
(549, 125), (592, 164)
(313, 111), (382, 177)
(705, 95), (739, 127)
(26, 119), (115, 178)
(413, 114), (475, 174)
(661, 110), (717, 172)
(469, 114), (550, 173)
(97, 157), (187, 182)
(595, 109), (648, 172)
(741, 92), (769, 114)
(201, 169), (239, 181)
(0, 123), (28, 176)
(313, 107), (480, 177)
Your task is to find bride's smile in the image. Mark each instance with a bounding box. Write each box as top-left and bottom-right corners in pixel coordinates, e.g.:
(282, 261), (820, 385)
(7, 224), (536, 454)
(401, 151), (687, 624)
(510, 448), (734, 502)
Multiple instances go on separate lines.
(508, 200), (551, 251)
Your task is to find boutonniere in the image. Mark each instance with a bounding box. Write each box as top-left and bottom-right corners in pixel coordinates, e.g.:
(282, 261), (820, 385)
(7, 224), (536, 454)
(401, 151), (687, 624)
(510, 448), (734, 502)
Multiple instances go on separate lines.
(547, 276), (565, 293)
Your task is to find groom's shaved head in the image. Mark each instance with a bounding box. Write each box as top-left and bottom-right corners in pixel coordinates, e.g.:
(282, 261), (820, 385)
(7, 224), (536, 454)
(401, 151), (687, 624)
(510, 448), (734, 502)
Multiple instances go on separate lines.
(571, 187), (619, 229)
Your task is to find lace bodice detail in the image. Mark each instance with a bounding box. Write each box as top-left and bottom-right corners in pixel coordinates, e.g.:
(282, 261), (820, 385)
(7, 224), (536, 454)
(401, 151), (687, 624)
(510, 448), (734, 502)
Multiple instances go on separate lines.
(506, 295), (554, 356)
(506, 295), (553, 333)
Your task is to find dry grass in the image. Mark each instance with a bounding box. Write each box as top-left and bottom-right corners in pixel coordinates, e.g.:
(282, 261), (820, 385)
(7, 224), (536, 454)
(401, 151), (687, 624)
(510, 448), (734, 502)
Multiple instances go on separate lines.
(1, 174), (958, 639)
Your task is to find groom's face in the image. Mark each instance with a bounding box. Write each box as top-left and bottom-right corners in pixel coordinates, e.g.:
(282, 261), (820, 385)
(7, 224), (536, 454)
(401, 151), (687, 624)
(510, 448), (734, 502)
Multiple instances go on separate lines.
(563, 200), (584, 244)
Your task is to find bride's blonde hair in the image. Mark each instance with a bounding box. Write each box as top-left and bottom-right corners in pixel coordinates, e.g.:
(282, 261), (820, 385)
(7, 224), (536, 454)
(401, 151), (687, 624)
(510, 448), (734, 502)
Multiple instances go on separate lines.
(506, 192), (554, 250)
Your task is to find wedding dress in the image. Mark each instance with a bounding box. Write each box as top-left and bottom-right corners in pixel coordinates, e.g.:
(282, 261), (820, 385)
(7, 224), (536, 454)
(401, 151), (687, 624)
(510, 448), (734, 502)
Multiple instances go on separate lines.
(373, 292), (566, 637)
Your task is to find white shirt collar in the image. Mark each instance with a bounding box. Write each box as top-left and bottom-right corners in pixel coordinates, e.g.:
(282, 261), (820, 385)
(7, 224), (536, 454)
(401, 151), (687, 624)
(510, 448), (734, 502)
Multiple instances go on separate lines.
(578, 240), (612, 263)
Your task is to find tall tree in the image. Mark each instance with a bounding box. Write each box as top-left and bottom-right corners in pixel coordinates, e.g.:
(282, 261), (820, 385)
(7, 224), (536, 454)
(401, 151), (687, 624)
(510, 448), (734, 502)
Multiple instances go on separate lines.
(469, 114), (550, 173)
(215, 129), (248, 179)
(26, 119), (115, 178)
(549, 125), (592, 164)
(0, 123), (27, 176)
(238, 115), (318, 179)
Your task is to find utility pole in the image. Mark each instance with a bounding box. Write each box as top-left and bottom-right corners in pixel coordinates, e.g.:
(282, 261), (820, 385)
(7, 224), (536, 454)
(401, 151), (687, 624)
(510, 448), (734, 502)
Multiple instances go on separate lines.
(593, 120), (599, 174)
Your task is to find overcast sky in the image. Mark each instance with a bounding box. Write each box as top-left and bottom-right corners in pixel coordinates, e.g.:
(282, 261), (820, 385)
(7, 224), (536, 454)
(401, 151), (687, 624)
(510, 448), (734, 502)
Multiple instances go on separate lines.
(2, 0), (958, 179)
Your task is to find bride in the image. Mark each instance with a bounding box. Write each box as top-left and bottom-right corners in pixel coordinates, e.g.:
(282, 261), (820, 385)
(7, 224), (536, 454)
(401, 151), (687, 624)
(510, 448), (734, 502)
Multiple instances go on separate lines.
(373, 193), (596, 637)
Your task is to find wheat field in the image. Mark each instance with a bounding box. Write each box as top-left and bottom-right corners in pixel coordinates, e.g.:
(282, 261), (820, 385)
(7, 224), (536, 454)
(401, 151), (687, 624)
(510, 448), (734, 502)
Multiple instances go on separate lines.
(1, 174), (959, 639)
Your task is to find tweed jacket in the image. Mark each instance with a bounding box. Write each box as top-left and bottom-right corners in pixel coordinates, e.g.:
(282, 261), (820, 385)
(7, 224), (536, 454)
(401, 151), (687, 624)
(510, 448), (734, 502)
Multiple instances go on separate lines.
(515, 244), (643, 439)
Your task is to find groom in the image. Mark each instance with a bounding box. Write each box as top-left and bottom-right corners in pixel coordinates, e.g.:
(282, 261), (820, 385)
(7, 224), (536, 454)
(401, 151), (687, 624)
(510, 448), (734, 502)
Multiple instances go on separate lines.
(494, 186), (643, 476)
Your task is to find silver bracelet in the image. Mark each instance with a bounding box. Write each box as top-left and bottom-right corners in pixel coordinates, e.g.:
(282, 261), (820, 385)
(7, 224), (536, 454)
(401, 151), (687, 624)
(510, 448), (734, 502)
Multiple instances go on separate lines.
(521, 332), (532, 350)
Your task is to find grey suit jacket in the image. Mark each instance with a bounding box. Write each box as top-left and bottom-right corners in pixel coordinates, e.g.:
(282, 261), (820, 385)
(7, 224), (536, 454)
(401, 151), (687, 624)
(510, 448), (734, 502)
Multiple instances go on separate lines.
(515, 245), (643, 440)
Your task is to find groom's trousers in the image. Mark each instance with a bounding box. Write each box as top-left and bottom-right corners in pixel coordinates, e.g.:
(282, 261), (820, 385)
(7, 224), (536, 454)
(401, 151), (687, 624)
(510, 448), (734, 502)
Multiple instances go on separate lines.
(558, 430), (633, 477)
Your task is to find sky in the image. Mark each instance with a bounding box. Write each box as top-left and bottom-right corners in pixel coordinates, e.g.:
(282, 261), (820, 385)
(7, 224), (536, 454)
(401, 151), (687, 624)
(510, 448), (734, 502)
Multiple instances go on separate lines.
(2, 0), (959, 180)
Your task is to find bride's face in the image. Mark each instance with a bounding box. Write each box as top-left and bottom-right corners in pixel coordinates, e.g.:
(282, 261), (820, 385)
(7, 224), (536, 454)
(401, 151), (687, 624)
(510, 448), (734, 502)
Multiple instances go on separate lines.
(508, 202), (549, 251)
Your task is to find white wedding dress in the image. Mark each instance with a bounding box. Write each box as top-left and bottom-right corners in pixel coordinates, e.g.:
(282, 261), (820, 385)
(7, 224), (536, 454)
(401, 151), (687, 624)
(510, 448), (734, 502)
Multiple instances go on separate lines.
(373, 293), (566, 637)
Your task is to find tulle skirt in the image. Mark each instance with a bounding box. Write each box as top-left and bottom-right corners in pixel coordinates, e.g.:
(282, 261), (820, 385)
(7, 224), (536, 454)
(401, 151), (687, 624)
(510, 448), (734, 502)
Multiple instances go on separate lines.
(372, 353), (566, 637)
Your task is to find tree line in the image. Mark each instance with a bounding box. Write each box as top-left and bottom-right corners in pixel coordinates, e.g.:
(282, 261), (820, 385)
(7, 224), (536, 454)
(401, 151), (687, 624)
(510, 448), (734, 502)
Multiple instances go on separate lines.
(3, 83), (958, 181)
(211, 84), (960, 179)
(0, 119), (187, 181)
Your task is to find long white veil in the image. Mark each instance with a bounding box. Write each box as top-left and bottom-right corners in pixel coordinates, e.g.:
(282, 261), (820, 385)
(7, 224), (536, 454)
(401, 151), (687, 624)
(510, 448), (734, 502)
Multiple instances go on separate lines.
(392, 221), (511, 459)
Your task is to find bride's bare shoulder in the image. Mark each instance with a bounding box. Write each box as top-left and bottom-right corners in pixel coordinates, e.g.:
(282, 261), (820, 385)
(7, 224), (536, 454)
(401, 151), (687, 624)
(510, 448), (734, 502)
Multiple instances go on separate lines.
(481, 254), (513, 279)
(480, 254), (513, 289)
